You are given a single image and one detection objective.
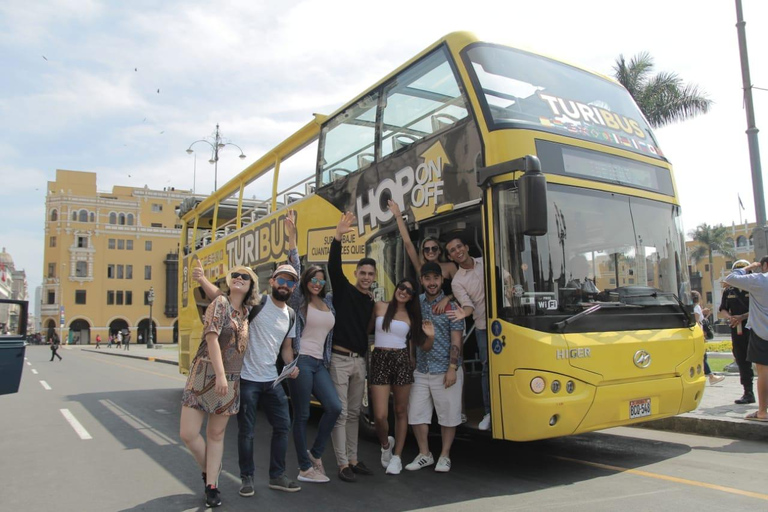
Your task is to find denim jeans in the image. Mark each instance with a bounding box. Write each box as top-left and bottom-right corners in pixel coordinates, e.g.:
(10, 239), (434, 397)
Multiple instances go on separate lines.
(288, 355), (342, 471)
(237, 378), (291, 479)
(475, 329), (490, 415)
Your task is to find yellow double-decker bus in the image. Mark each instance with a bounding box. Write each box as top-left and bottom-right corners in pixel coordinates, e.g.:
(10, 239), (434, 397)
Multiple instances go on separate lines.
(177, 31), (704, 442)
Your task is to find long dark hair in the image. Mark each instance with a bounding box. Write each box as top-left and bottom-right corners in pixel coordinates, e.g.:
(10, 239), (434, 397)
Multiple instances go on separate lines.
(382, 277), (425, 347)
(299, 265), (327, 317)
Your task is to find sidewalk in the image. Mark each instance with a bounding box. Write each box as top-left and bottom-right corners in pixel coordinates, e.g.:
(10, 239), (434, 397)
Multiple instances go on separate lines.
(74, 337), (768, 441)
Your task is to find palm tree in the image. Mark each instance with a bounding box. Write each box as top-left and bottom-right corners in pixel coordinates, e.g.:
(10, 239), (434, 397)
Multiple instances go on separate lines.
(613, 52), (712, 128)
(689, 223), (735, 305)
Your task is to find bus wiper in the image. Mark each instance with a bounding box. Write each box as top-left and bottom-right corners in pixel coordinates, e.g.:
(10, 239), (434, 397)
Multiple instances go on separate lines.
(552, 302), (644, 333)
(622, 291), (693, 327)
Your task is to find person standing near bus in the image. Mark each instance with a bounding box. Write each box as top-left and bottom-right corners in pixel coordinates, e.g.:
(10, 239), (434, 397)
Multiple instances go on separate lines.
(445, 235), (491, 431)
(692, 291), (724, 385)
(283, 211), (342, 484)
(370, 277), (432, 475)
(407, 262), (464, 473)
(328, 212), (377, 483)
(720, 260), (755, 404)
(388, 200), (457, 313)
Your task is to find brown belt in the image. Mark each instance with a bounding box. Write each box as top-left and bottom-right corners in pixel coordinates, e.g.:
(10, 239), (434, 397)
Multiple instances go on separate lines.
(331, 347), (361, 358)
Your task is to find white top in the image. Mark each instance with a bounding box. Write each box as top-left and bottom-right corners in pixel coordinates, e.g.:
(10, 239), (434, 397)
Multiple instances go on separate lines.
(452, 257), (486, 329)
(693, 304), (703, 326)
(300, 305), (335, 360)
(374, 316), (409, 349)
(241, 297), (296, 382)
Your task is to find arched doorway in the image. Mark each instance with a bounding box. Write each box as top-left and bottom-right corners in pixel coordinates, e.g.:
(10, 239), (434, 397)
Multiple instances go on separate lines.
(109, 319), (129, 338)
(45, 319), (57, 342)
(137, 319), (157, 344)
(69, 319), (91, 345)
(173, 320), (178, 344)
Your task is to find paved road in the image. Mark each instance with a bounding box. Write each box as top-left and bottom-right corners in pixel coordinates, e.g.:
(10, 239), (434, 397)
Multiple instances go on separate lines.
(5, 346), (768, 512)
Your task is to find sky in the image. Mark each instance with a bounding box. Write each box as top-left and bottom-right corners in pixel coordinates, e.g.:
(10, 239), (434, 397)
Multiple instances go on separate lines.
(1, 0), (767, 299)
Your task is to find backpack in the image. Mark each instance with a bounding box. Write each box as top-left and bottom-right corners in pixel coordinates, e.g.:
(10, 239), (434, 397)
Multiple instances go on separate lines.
(248, 294), (296, 341)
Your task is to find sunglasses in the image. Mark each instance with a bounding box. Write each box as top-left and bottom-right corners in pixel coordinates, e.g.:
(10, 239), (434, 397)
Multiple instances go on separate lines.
(275, 277), (296, 287)
(397, 283), (416, 296)
(310, 277), (327, 286)
(423, 246), (440, 254)
(230, 272), (252, 281)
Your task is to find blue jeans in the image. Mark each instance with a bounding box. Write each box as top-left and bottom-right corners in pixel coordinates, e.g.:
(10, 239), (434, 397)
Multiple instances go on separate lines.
(476, 329), (490, 415)
(288, 355), (342, 471)
(237, 378), (291, 479)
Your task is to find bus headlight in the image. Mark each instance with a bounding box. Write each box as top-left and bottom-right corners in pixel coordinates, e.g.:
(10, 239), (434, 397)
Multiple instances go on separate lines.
(530, 377), (546, 394)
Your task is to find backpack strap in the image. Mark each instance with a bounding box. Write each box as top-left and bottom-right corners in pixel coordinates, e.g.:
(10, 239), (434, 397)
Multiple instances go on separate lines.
(248, 294), (269, 323)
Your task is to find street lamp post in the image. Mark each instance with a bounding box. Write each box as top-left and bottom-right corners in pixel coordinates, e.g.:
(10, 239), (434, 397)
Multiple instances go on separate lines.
(185, 124), (246, 192)
(147, 286), (155, 349)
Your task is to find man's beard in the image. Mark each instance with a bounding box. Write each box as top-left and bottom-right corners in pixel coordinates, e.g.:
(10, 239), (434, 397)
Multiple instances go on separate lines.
(272, 287), (292, 302)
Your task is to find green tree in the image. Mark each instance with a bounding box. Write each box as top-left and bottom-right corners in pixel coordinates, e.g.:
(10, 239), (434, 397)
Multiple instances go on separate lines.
(613, 52), (712, 128)
(689, 223), (735, 305)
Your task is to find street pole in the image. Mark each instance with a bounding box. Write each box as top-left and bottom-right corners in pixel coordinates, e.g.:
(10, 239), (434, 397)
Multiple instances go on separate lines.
(186, 124), (245, 194)
(735, 0), (767, 257)
(147, 286), (154, 349)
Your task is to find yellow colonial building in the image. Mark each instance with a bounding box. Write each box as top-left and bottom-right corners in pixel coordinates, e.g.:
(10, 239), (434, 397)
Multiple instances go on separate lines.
(42, 170), (191, 344)
(685, 221), (759, 312)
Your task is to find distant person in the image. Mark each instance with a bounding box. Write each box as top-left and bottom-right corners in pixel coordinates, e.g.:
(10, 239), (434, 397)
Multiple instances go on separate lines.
(123, 330), (130, 351)
(116, 331), (123, 349)
(692, 291), (724, 385)
(95, 334), (102, 349)
(720, 260), (754, 404)
(724, 257), (768, 422)
(50, 336), (62, 362)
(107, 334), (114, 349)
(180, 264), (255, 508)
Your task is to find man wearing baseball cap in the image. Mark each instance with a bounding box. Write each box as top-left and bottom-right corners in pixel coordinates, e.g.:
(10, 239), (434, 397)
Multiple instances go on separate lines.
(720, 260), (754, 404)
(194, 236), (303, 496)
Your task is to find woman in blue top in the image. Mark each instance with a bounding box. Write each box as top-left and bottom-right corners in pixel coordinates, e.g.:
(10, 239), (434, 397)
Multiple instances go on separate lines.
(284, 211), (342, 483)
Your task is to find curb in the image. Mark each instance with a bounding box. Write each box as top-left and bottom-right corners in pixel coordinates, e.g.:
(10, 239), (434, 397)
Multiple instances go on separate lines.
(81, 349), (179, 366)
(638, 415), (768, 442)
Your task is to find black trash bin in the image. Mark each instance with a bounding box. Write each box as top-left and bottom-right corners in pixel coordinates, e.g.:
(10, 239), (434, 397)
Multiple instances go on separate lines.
(0, 299), (28, 396)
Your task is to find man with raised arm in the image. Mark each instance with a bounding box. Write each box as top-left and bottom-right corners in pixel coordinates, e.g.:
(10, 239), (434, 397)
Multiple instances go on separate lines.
(328, 211), (377, 482)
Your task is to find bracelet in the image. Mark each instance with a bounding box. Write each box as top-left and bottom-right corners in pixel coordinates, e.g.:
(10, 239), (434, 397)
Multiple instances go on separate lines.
(449, 363), (458, 370)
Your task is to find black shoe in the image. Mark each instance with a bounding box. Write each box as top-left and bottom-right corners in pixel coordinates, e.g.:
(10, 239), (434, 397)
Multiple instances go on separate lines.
(350, 461), (374, 476)
(735, 393), (756, 404)
(205, 485), (222, 508)
(338, 466), (356, 483)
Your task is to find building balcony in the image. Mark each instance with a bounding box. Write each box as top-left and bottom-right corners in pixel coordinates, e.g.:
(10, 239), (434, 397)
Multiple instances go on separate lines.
(41, 304), (60, 316)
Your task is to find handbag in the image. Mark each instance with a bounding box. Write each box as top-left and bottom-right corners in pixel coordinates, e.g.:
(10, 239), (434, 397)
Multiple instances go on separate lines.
(702, 318), (714, 340)
(189, 357), (238, 414)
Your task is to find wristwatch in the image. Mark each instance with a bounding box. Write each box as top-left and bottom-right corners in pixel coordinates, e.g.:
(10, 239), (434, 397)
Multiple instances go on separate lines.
(449, 363), (459, 371)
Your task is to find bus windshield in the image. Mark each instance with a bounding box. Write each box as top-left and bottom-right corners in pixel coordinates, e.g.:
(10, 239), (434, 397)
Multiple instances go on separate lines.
(496, 184), (691, 332)
(464, 44), (664, 160)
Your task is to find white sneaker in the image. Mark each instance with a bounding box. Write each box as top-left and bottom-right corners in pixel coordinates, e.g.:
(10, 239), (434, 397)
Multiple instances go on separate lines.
(709, 374), (725, 385)
(381, 436), (395, 468)
(308, 450), (326, 476)
(478, 413), (491, 431)
(385, 455), (402, 475)
(435, 456), (451, 473)
(405, 453), (434, 471)
(297, 467), (330, 483)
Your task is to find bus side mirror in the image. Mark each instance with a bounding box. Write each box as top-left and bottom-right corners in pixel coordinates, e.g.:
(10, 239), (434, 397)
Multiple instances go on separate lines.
(519, 166), (547, 236)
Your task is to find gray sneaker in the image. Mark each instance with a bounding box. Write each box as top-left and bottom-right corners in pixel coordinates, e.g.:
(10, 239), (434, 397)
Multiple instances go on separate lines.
(239, 475), (255, 497)
(269, 475), (301, 492)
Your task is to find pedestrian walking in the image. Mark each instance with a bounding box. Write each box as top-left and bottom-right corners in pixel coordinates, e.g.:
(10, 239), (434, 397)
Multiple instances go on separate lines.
(692, 291), (724, 385)
(284, 211), (342, 484)
(328, 212), (377, 483)
(194, 255), (302, 499)
(123, 329), (131, 351)
(95, 334), (102, 349)
(116, 330), (122, 349)
(180, 264), (255, 508)
(50, 336), (62, 362)
(724, 257), (768, 422)
(107, 334), (114, 348)
(720, 259), (755, 404)
(371, 277), (433, 475)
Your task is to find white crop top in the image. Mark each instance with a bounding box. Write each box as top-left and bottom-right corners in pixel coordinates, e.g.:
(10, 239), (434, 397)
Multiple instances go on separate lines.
(300, 305), (335, 360)
(374, 316), (410, 349)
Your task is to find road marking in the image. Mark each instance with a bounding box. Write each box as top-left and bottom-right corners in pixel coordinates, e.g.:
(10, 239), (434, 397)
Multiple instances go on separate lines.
(554, 455), (768, 501)
(80, 355), (186, 382)
(40, 380), (51, 390)
(31, 369), (38, 375)
(60, 409), (92, 440)
(26, 361), (31, 366)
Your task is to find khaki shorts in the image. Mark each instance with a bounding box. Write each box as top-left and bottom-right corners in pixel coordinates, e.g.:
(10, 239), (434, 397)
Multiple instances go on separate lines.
(408, 368), (463, 427)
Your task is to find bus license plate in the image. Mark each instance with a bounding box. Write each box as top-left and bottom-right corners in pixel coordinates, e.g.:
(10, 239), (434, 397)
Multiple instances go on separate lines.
(629, 398), (651, 419)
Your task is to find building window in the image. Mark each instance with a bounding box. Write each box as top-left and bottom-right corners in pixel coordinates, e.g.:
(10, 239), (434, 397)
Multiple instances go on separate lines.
(50, 209), (58, 221)
(144, 291), (151, 305)
(117, 265), (124, 279)
(108, 238), (116, 249)
(75, 261), (88, 277)
(49, 236), (56, 247)
(71, 211), (77, 221)
(151, 223), (162, 228)
(726, 261), (733, 270)
(127, 214), (134, 226)
(117, 239), (125, 250)
(78, 210), (88, 222)
(126, 240), (133, 250)
(145, 241), (152, 251)
(119, 213), (126, 225)
(126, 291), (133, 305)
(706, 291), (713, 304)
(109, 212), (117, 224)
(47, 263), (56, 278)
(47, 291), (55, 304)
(126, 264), (133, 279)
(107, 264), (115, 279)
(152, 203), (163, 212)
(116, 291), (124, 305)
(89, 212), (95, 222)
(75, 290), (86, 305)
(144, 265), (152, 280)
(107, 291), (114, 305)
(77, 236), (88, 248)
(737, 236), (748, 248)
(704, 264), (709, 272)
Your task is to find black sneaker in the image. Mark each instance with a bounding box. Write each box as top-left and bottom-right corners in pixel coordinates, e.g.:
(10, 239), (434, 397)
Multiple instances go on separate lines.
(735, 393), (756, 404)
(338, 466), (356, 483)
(269, 475), (301, 492)
(205, 485), (222, 508)
(350, 461), (374, 476)
(239, 475), (255, 497)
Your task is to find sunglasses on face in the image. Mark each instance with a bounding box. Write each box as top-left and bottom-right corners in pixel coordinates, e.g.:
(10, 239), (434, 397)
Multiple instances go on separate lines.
(275, 277), (296, 287)
(423, 246), (439, 254)
(230, 272), (252, 281)
(310, 277), (327, 286)
(397, 283), (416, 296)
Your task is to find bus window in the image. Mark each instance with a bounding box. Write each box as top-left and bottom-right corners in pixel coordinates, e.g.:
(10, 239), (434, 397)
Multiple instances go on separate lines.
(380, 48), (469, 159)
